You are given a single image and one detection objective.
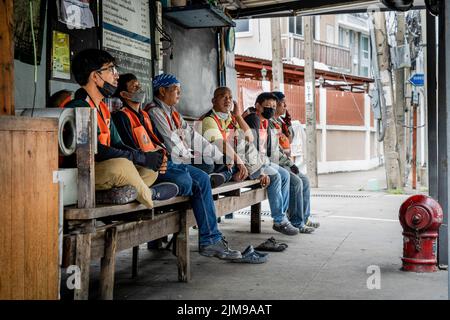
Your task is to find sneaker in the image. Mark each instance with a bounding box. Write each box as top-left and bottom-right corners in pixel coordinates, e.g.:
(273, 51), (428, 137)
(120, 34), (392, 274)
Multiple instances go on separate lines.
(306, 219), (320, 228)
(96, 185), (138, 205)
(299, 225), (315, 234)
(150, 182), (179, 201)
(272, 221), (299, 236)
(209, 173), (226, 188)
(199, 238), (242, 260)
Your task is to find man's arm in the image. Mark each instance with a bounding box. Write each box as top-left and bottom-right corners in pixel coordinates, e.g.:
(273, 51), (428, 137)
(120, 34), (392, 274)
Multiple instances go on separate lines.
(148, 107), (192, 160)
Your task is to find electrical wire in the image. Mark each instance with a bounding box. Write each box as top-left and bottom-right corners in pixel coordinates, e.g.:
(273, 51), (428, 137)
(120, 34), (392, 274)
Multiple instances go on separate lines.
(341, 73), (366, 123)
(30, 0), (38, 117)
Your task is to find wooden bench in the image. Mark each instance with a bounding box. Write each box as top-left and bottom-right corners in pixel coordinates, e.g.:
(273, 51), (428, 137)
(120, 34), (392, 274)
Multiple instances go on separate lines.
(62, 109), (267, 300)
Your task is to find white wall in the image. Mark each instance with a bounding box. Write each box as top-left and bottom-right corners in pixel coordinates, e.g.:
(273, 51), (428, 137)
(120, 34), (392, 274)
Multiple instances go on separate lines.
(235, 18), (272, 60)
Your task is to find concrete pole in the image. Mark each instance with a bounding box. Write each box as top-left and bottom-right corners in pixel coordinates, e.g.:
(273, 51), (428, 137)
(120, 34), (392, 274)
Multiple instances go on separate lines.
(394, 13), (407, 187)
(0, 0), (14, 115)
(373, 12), (402, 190)
(271, 18), (284, 91)
(304, 16), (318, 188)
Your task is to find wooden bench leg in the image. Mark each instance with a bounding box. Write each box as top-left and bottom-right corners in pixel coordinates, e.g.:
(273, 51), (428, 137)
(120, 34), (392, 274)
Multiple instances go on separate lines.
(251, 202), (262, 234)
(74, 233), (91, 300)
(132, 246), (139, 279)
(176, 211), (190, 282)
(99, 227), (118, 300)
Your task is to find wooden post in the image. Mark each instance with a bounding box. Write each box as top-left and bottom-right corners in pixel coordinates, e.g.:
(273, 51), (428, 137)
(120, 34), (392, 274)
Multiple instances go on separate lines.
(100, 227), (118, 300)
(0, 0), (14, 115)
(271, 18), (284, 91)
(304, 16), (318, 187)
(250, 202), (261, 233)
(176, 211), (190, 282)
(73, 108), (96, 300)
(74, 233), (91, 300)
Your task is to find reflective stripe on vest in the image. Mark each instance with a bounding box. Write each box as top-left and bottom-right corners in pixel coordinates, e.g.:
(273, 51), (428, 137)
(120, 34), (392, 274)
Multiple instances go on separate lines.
(209, 113), (238, 147)
(120, 107), (159, 152)
(87, 99), (111, 146)
(164, 110), (182, 131)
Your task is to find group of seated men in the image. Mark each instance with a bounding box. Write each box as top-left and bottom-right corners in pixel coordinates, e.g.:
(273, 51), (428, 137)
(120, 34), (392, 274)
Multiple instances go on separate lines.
(58, 48), (319, 260)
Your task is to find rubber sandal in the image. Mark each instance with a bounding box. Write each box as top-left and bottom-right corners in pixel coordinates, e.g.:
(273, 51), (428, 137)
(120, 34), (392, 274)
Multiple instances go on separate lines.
(254, 237), (288, 252)
(230, 245), (268, 264)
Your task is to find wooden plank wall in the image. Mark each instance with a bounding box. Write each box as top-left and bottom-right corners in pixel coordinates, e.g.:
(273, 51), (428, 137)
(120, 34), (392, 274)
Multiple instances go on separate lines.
(0, 116), (59, 299)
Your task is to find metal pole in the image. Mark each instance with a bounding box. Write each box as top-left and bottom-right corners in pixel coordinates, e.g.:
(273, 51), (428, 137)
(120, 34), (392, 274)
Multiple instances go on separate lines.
(412, 104), (417, 190)
(426, 12), (438, 199)
(438, 0), (450, 299)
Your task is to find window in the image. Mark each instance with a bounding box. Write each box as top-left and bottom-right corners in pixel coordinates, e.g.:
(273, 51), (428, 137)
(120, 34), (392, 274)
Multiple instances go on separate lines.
(360, 35), (370, 77)
(288, 17), (303, 36)
(326, 25), (335, 44)
(338, 27), (349, 47)
(235, 19), (249, 33)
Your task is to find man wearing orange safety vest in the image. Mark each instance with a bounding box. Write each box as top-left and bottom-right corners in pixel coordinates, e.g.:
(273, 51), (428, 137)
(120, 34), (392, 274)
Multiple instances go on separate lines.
(271, 91), (320, 230)
(200, 87), (249, 182)
(113, 74), (242, 260)
(65, 49), (178, 208)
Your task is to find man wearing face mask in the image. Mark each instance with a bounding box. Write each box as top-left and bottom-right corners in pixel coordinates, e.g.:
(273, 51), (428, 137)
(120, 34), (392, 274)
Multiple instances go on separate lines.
(271, 91), (320, 231)
(242, 92), (300, 236)
(65, 49), (178, 209)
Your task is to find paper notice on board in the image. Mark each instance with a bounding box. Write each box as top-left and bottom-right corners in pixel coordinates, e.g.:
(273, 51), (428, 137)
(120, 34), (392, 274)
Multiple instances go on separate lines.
(57, 0), (96, 30)
(305, 82), (314, 104)
(52, 31), (71, 80)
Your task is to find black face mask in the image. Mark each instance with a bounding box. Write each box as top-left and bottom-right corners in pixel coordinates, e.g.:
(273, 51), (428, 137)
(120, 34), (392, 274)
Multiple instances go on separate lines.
(262, 107), (275, 119)
(97, 81), (117, 98)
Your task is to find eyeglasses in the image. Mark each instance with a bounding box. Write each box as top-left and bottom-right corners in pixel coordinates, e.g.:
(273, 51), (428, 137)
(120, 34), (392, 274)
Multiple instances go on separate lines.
(96, 65), (119, 76)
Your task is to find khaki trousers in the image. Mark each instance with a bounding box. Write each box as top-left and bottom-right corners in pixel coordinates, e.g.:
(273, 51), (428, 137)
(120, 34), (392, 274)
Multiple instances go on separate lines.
(95, 158), (158, 208)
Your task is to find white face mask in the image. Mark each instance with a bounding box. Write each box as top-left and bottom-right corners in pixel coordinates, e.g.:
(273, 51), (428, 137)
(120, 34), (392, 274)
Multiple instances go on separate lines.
(215, 111), (229, 120)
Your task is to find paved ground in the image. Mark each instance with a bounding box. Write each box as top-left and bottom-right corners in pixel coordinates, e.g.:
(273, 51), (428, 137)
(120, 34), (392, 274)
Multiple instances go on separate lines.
(82, 166), (448, 300)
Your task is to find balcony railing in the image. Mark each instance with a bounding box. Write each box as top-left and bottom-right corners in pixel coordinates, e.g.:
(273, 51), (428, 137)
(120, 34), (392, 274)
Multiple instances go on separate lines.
(282, 34), (352, 71)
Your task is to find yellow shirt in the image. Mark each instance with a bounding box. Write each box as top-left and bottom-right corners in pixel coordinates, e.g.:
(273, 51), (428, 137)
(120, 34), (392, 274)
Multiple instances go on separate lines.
(201, 111), (240, 144)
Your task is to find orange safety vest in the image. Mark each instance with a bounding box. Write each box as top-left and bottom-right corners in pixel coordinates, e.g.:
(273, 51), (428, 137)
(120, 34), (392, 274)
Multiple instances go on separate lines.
(202, 111), (239, 147)
(120, 107), (162, 152)
(86, 98), (111, 146)
(272, 120), (291, 151)
(164, 110), (182, 131)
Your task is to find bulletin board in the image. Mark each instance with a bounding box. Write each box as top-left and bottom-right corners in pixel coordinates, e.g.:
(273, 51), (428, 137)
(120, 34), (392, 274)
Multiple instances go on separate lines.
(47, 0), (100, 84)
(101, 0), (154, 102)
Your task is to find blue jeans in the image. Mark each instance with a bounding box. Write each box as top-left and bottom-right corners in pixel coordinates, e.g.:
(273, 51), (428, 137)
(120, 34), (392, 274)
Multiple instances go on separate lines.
(286, 169), (311, 228)
(193, 162), (234, 183)
(250, 163), (290, 224)
(157, 161), (223, 246)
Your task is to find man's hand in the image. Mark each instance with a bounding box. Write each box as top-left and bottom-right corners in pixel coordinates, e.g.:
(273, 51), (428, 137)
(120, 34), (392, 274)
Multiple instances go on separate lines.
(141, 150), (164, 171)
(290, 164), (299, 175)
(236, 163), (248, 181)
(159, 153), (168, 174)
(232, 100), (243, 117)
(260, 174), (270, 188)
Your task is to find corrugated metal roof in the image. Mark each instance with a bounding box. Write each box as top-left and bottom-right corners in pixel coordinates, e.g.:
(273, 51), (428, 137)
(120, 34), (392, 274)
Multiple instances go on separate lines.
(219, 0), (426, 18)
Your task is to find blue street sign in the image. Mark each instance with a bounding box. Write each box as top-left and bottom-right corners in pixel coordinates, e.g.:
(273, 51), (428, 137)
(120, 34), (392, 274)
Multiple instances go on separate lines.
(409, 73), (424, 87)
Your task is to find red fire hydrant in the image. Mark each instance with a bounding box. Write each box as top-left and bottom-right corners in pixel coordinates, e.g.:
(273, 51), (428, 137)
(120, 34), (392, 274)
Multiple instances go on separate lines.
(399, 195), (443, 272)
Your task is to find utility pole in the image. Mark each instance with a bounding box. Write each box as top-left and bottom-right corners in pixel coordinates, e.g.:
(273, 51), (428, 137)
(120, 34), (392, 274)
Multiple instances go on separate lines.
(304, 16), (318, 188)
(0, 0), (14, 115)
(372, 12), (402, 190)
(271, 18), (284, 90)
(394, 12), (407, 187)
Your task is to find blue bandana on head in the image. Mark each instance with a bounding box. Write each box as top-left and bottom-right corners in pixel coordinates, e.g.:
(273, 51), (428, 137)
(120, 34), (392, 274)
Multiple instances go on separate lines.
(153, 74), (180, 93)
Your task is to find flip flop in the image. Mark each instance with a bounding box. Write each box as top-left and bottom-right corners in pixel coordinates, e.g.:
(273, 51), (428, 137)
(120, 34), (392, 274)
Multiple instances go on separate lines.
(230, 245), (268, 264)
(255, 237), (288, 252)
